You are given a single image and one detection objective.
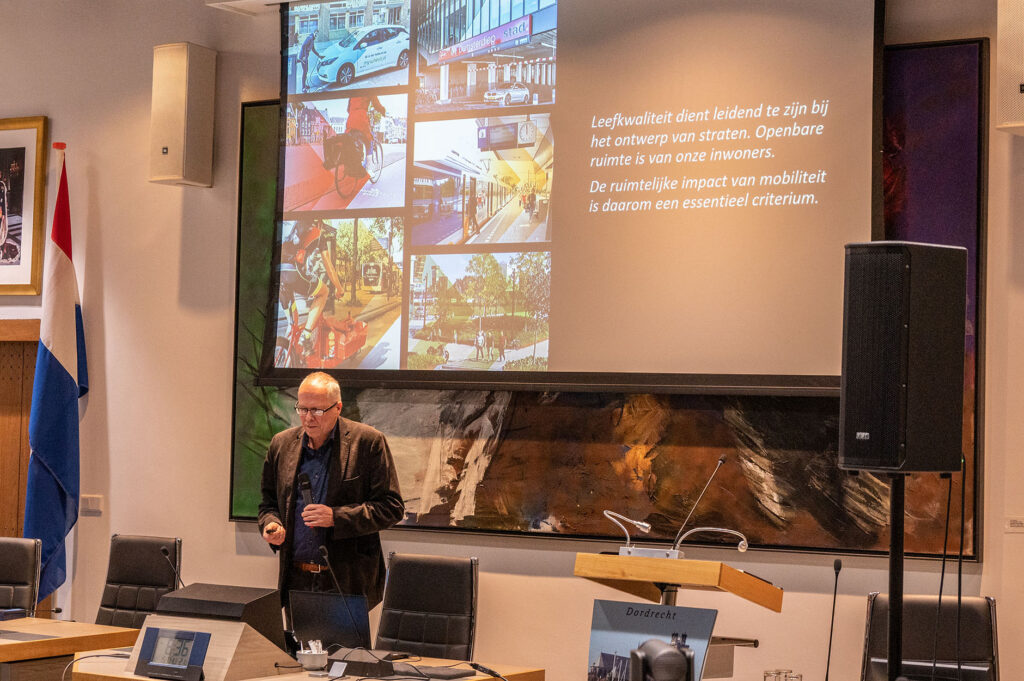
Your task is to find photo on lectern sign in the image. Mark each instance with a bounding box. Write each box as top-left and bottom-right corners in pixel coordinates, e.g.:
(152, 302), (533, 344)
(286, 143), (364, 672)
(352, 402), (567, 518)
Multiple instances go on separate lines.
(587, 600), (716, 681)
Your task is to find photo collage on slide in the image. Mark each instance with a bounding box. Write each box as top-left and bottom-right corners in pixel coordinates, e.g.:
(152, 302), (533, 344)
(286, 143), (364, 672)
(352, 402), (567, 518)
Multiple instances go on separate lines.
(275, 0), (555, 373)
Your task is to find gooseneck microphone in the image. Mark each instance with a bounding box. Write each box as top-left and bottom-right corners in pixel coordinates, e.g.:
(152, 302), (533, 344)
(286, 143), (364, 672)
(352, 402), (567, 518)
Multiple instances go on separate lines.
(824, 558), (842, 681)
(671, 455), (728, 551)
(160, 546), (185, 590)
(297, 472), (314, 505)
(317, 545), (343, 594)
(318, 544), (362, 637)
(676, 527), (748, 553)
(602, 510), (652, 551)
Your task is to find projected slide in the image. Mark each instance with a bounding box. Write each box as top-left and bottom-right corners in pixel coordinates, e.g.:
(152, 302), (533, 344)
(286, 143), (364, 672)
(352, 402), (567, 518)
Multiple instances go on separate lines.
(270, 0), (877, 383)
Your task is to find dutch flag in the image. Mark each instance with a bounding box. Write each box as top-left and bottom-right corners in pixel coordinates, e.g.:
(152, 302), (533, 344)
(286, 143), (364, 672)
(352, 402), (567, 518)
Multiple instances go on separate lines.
(24, 145), (88, 602)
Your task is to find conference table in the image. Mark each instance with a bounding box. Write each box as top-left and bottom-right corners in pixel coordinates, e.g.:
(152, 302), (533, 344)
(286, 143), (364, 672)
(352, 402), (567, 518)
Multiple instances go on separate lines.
(72, 650), (545, 681)
(0, 617), (140, 681)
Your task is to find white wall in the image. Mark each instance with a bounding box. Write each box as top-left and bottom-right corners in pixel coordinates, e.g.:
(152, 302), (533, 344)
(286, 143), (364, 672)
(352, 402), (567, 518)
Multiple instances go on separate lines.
(2, 1), (1017, 680)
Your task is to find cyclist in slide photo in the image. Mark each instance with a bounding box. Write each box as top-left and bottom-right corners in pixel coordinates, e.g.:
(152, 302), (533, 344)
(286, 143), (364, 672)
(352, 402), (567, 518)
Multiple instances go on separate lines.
(344, 94), (386, 181)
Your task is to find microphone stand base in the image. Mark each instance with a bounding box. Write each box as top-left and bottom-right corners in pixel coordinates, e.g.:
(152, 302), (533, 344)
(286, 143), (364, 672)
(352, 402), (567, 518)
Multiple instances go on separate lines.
(618, 546), (681, 559)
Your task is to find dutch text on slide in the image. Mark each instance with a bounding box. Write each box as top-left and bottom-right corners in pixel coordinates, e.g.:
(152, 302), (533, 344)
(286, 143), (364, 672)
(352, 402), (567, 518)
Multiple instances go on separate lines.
(585, 99), (832, 213)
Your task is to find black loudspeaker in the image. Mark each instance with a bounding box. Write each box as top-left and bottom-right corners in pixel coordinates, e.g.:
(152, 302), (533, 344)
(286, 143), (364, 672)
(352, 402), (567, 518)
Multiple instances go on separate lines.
(839, 242), (966, 473)
(156, 583), (287, 651)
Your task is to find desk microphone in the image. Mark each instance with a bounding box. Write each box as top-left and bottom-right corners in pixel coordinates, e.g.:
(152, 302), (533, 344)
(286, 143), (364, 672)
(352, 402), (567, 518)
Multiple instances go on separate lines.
(317, 544), (360, 637)
(317, 545), (343, 594)
(298, 473), (314, 505)
(468, 662), (508, 680)
(671, 455), (728, 551)
(824, 558), (842, 681)
(160, 546), (185, 590)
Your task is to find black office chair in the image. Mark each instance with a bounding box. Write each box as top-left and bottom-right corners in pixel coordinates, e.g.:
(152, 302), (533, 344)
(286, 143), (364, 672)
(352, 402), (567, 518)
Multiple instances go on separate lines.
(861, 592), (999, 681)
(95, 534), (180, 628)
(0, 537), (41, 616)
(374, 552), (478, 660)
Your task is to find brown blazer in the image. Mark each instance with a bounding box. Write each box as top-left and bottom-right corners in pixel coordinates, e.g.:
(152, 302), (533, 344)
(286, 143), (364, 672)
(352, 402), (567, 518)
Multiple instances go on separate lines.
(257, 418), (404, 609)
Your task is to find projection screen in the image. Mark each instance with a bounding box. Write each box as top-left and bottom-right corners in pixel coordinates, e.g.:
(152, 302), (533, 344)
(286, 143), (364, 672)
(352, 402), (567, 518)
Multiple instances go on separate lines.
(261, 0), (881, 392)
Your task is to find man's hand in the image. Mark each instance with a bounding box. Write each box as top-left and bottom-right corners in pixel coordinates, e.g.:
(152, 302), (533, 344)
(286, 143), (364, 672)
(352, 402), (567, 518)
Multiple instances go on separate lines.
(302, 503), (336, 528)
(262, 522), (286, 545)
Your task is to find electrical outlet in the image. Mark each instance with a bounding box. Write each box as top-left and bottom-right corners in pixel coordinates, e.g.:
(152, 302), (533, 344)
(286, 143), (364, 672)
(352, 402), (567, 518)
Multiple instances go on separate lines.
(1005, 516), (1024, 533)
(80, 494), (104, 516)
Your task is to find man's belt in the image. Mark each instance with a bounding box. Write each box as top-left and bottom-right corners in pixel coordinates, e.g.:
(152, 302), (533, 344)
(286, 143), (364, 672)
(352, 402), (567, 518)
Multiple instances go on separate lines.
(294, 561), (327, 573)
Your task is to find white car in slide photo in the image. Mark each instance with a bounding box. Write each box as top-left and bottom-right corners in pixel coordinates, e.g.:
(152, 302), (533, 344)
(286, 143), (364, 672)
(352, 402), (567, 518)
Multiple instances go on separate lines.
(315, 25), (410, 87)
(484, 82), (532, 106)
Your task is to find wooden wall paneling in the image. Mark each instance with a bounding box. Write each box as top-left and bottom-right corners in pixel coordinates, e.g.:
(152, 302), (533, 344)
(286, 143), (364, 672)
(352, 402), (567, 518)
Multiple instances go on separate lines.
(19, 343), (36, 535)
(0, 320), (41, 342)
(1, 341), (51, 618)
(0, 342), (27, 537)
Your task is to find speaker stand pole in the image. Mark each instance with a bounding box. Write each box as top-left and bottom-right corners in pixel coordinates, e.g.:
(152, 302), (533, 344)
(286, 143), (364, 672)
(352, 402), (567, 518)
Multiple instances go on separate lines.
(888, 473), (905, 681)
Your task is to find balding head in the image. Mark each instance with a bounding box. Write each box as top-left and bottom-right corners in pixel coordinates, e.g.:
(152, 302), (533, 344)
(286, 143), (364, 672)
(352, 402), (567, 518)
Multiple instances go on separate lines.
(296, 372), (342, 447)
(300, 371), (341, 402)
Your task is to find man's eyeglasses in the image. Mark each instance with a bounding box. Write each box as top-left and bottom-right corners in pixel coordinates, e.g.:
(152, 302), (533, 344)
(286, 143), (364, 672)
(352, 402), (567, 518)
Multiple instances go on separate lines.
(294, 402), (339, 417)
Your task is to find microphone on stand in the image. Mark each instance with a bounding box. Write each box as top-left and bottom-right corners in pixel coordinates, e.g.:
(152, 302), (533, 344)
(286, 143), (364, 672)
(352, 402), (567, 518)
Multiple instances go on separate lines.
(824, 558), (842, 681)
(32, 606), (62, 618)
(671, 455), (728, 552)
(318, 545), (343, 594)
(160, 546), (185, 590)
(318, 544), (361, 637)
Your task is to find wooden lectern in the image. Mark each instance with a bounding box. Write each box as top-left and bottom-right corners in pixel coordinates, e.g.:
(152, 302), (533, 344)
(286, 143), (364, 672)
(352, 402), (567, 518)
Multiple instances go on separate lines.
(573, 553), (783, 611)
(574, 553), (784, 678)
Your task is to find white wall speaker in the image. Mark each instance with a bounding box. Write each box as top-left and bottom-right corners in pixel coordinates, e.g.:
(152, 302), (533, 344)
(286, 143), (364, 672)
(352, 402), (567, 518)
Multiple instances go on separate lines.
(998, 0), (1024, 134)
(150, 42), (217, 186)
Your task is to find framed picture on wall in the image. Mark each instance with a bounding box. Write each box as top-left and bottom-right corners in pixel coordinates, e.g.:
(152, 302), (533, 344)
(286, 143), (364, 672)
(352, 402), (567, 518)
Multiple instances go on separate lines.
(0, 116), (48, 295)
(883, 37), (987, 558)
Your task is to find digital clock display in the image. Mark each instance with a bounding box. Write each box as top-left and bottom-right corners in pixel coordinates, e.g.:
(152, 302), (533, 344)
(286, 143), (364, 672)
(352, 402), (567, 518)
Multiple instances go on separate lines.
(152, 632), (195, 667)
(136, 627), (210, 681)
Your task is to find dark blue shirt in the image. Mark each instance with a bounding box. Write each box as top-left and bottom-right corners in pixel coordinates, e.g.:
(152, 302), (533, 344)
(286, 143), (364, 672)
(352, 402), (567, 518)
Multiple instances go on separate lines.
(291, 424), (335, 564)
